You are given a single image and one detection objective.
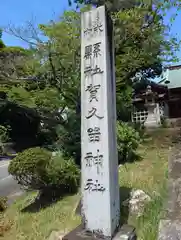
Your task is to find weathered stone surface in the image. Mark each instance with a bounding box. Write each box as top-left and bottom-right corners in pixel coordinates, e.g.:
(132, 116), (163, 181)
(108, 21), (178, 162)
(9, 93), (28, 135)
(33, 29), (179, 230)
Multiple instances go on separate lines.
(158, 220), (181, 240)
(127, 189), (151, 217)
(62, 224), (137, 240)
(63, 225), (107, 240)
(158, 145), (181, 239)
(81, 5), (119, 238)
(75, 199), (81, 216)
(48, 230), (65, 240)
(114, 225), (137, 240)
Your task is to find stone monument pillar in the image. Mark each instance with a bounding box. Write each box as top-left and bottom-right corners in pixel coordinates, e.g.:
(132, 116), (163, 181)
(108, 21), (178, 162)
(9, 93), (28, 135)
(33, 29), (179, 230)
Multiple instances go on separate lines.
(80, 5), (120, 238)
(63, 5), (136, 240)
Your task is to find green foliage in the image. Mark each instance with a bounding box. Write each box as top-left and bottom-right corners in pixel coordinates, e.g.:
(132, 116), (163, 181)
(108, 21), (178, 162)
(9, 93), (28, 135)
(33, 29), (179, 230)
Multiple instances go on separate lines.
(0, 39), (5, 49)
(0, 125), (11, 155)
(7, 86), (35, 108)
(0, 197), (7, 212)
(0, 125), (10, 143)
(24, 5), (180, 161)
(160, 116), (170, 128)
(70, 0), (181, 12)
(0, 46), (35, 84)
(8, 147), (52, 190)
(114, 4), (179, 89)
(36, 11), (82, 162)
(116, 84), (132, 121)
(8, 147), (80, 195)
(0, 196), (12, 238)
(0, 46), (30, 56)
(38, 10), (81, 110)
(0, 29), (5, 49)
(47, 153), (80, 194)
(34, 87), (63, 113)
(72, 0), (138, 11)
(1, 1), (181, 164)
(55, 113), (81, 165)
(136, 174), (168, 240)
(117, 121), (141, 163)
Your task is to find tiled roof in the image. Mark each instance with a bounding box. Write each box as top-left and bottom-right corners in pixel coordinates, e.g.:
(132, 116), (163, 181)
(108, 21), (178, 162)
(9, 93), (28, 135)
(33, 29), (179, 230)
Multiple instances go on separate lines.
(159, 65), (181, 89)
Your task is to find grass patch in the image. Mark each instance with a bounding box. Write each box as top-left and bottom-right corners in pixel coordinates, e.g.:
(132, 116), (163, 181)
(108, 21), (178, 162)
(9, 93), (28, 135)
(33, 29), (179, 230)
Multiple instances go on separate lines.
(119, 128), (176, 239)
(135, 182), (167, 240)
(1, 128), (177, 240)
(1, 193), (81, 240)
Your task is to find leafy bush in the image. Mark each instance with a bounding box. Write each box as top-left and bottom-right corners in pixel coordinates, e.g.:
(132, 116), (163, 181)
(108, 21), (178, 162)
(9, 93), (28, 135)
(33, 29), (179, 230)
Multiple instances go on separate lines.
(0, 125), (10, 143)
(46, 153), (80, 194)
(117, 121), (141, 163)
(0, 125), (11, 155)
(0, 197), (7, 212)
(8, 147), (80, 196)
(132, 122), (145, 137)
(55, 113), (81, 166)
(8, 147), (52, 190)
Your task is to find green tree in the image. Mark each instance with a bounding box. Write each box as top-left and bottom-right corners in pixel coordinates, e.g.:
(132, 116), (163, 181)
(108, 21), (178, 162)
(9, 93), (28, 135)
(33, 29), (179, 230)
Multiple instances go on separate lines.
(113, 2), (180, 119)
(3, 1), (180, 163)
(69, 0), (181, 10)
(70, 0), (137, 11)
(37, 10), (82, 162)
(0, 41), (45, 149)
(0, 29), (5, 49)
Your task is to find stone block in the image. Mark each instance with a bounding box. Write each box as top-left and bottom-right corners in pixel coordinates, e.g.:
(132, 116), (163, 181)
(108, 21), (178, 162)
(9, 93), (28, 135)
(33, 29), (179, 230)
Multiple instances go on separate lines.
(113, 225), (137, 240)
(62, 225), (136, 240)
(49, 230), (65, 240)
(158, 220), (181, 240)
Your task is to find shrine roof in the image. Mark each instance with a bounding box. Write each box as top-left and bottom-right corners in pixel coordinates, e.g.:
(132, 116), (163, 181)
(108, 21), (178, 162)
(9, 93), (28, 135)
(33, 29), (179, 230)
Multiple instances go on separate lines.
(159, 64), (181, 89)
(133, 79), (167, 96)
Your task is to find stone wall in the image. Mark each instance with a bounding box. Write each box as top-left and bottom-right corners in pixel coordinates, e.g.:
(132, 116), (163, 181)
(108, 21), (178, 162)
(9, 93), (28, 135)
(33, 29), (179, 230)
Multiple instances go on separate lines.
(158, 145), (181, 239)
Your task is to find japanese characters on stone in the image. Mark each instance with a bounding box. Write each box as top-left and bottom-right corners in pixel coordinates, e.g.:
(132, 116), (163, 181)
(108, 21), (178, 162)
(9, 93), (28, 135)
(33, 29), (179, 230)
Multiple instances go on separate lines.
(83, 11), (103, 39)
(87, 127), (101, 142)
(84, 149), (103, 174)
(86, 107), (103, 120)
(84, 179), (105, 193)
(82, 9), (106, 193)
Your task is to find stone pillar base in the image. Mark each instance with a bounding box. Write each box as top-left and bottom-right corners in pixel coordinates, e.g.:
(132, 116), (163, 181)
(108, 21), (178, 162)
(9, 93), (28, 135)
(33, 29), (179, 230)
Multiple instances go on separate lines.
(114, 225), (137, 240)
(62, 224), (136, 240)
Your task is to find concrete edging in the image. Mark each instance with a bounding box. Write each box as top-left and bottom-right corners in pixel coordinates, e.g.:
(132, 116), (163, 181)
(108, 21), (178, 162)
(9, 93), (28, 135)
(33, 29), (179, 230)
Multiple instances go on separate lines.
(158, 144), (181, 239)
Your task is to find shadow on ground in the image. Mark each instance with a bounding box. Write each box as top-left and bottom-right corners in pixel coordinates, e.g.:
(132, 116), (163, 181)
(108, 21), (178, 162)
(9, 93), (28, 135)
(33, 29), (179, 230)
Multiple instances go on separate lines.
(21, 191), (71, 213)
(119, 186), (131, 225)
(119, 152), (142, 165)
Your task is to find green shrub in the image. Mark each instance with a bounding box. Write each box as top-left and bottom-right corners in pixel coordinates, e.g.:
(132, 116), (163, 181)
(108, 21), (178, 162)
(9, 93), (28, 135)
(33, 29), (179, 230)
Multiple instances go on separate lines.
(131, 122), (145, 137)
(0, 197), (7, 212)
(8, 147), (52, 190)
(8, 147), (80, 196)
(46, 153), (80, 194)
(55, 113), (81, 166)
(0, 125), (10, 143)
(117, 121), (141, 163)
(0, 125), (11, 155)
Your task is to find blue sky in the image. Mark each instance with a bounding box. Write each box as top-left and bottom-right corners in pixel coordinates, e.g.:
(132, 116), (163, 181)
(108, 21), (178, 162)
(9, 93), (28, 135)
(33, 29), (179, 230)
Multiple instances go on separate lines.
(1, 1), (181, 62)
(1, 0), (74, 47)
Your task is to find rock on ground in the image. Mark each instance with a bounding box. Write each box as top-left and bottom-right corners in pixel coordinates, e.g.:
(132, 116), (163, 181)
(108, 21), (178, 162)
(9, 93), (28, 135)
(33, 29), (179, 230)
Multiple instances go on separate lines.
(128, 189), (151, 217)
(48, 231), (66, 240)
